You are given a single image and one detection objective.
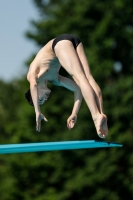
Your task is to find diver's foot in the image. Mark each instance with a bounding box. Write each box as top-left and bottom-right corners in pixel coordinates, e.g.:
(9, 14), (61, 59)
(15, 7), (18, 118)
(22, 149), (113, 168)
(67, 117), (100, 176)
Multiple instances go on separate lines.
(93, 114), (108, 139)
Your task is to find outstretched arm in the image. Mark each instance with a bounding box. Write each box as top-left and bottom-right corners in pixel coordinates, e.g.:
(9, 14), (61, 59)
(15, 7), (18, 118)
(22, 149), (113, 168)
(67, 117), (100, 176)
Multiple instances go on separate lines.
(27, 73), (48, 132)
(58, 75), (82, 129)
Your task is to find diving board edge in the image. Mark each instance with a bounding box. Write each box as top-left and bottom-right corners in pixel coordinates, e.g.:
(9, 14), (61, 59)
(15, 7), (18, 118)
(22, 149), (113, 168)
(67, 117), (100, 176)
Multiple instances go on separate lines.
(0, 140), (123, 154)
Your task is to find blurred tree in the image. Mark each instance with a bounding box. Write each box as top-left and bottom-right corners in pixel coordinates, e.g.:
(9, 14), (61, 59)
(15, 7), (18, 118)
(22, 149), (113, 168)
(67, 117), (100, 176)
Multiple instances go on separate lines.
(0, 0), (133, 199)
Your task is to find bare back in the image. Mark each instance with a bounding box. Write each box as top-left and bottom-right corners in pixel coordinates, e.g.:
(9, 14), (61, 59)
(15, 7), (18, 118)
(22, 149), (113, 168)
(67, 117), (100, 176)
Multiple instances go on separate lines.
(27, 39), (61, 84)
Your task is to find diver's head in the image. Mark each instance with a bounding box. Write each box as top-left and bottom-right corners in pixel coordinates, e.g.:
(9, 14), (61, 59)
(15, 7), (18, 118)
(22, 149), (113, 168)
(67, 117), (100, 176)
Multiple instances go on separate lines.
(38, 86), (51, 105)
(25, 86), (51, 106)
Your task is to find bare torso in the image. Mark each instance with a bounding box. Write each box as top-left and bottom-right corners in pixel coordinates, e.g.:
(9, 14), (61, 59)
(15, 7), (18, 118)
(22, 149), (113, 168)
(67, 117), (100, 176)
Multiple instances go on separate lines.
(27, 39), (61, 85)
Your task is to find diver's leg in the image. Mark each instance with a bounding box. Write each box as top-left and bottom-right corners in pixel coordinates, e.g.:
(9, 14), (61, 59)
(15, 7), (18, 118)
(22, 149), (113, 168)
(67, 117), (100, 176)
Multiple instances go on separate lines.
(76, 43), (103, 113)
(76, 43), (108, 137)
(55, 40), (107, 137)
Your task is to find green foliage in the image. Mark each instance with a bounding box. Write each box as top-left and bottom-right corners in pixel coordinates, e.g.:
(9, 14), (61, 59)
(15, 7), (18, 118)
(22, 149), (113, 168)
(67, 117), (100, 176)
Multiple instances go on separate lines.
(0, 0), (133, 199)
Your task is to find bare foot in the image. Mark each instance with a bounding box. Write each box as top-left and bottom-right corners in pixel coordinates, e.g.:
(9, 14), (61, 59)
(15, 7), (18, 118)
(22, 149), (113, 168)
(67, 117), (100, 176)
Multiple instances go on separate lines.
(93, 114), (108, 139)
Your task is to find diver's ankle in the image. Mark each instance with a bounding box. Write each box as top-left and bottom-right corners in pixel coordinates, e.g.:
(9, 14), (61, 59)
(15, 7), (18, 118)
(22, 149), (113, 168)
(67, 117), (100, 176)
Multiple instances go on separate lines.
(92, 112), (101, 121)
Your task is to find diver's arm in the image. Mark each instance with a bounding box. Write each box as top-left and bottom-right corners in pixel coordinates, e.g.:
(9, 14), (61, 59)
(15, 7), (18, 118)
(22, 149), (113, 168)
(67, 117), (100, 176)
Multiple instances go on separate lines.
(27, 73), (48, 132)
(58, 75), (82, 114)
(27, 73), (41, 113)
(57, 75), (82, 129)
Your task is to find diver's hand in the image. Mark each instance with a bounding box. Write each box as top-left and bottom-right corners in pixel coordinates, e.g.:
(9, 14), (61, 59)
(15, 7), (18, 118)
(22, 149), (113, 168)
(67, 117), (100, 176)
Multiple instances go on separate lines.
(36, 112), (48, 132)
(67, 114), (77, 130)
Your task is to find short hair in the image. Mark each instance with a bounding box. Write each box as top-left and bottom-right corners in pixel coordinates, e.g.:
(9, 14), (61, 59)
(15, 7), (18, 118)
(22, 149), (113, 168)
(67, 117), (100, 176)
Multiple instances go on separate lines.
(25, 89), (34, 106)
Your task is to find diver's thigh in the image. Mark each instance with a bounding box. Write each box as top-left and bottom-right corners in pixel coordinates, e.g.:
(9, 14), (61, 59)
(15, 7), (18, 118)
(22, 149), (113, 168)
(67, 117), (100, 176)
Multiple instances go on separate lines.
(55, 40), (86, 78)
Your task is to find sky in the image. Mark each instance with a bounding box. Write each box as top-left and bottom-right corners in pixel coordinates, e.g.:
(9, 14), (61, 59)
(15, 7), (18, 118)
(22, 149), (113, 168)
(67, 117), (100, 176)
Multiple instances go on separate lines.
(0, 0), (40, 82)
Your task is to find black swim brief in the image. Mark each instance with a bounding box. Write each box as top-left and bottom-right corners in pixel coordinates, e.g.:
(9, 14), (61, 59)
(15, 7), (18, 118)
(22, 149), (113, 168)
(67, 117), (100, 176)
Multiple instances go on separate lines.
(52, 34), (81, 52)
